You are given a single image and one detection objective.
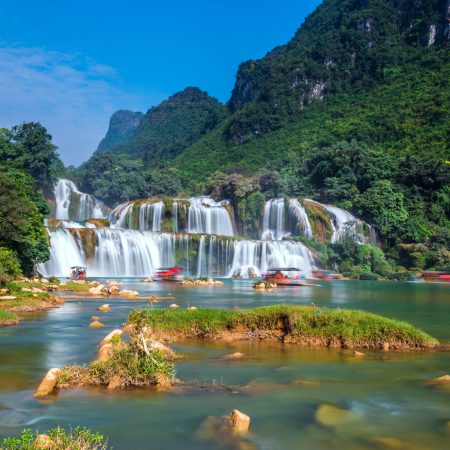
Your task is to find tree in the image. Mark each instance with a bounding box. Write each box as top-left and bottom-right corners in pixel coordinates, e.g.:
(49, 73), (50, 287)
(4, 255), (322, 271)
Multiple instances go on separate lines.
(356, 180), (408, 242)
(0, 170), (49, 275)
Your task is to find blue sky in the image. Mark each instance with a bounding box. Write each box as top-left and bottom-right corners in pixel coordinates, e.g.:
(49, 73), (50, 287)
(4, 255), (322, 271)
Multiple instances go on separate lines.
(0, 0), (320, 165)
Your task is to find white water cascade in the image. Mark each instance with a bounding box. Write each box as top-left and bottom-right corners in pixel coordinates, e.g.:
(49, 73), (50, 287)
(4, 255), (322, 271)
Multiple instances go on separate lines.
(306, 199), (377, 244)
(54, 179), (104, 221)
(110, 201), (164, 231)
(288, 199), (313, 239)
(187, 197), (234, 236)
(261, 199), (286, 240)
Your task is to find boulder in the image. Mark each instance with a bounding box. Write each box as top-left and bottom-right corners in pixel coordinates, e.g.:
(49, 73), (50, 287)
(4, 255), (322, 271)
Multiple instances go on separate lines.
(40, 279), (49, 284)
(353, 351), (365, 357)
(149, 341), (174, 356)
(33, 434), (53, 449)
(222, 352), (245, 360)
(21, 287), (32, 292)
(99, 329), (123, 348)
(108, 285), (120, 295)
(97, 343), (113, 362)
(141, 277), (154, 283)
(97, 304), (110, 312)
(90, 320), (105, 328)
(34, 368), (61, 397)
(229, 409), (250, 433)
(88, 287), (103, 296)
(169, 304), (179, 309)
(315, 404), (358, 427)
(426, 374), (450, 385)
(187, 306), (198, 310)
(122, 323), (135, 334)
(91, 315), (99, 321)
(0, 288), (10, 295)
(0, 295), (16, 300)
(120, 290), (138, 297)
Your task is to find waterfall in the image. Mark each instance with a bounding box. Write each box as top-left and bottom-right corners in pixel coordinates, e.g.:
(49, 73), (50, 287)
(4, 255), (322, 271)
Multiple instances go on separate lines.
(306, 199), (377, 244)
(261, 199), (287, 240)
(228, 240), (314, 278)
(54, 179), (104, 221)
(172, 202), (178, 232)
(288, 199), (313, 239)
(110, 201), (164, 231)
(187, 197), (234, 236)
(138, 201), (164, 231)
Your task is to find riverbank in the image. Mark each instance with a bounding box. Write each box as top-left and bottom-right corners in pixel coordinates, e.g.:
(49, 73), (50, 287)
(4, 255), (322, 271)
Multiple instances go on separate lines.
(128, 305), (439, 350)
(0, 278), (93, 326)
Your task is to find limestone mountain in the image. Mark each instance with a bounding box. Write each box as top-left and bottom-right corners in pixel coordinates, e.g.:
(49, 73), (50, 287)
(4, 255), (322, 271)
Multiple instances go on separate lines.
(97, 110), (144, 152)
(97, 87), (227, 163)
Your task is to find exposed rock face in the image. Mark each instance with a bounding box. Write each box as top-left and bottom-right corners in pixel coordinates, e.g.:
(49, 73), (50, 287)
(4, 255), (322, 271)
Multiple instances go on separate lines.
(97, 110), (144, 152)
(229, 409), (250, 433)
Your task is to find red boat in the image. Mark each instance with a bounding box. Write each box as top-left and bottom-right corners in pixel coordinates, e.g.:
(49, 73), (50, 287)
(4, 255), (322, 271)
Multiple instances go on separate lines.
(263, 268), (313, 286)
(70, 266), (86, 280)
(422, 271), (450, 282)
(154, 267), (185, 282)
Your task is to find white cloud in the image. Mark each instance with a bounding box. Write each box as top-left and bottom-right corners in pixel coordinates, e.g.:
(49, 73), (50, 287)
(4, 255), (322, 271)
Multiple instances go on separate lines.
(0, 46), (161, 166)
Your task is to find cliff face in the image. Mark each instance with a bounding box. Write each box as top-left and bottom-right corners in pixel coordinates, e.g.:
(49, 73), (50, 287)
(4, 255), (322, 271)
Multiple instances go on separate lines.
(97, 110), (143, 152)
(226, 0), (449, 144)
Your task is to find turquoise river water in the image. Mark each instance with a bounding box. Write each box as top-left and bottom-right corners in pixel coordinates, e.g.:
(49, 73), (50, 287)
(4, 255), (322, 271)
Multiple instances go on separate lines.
(0, 280), (449, 449)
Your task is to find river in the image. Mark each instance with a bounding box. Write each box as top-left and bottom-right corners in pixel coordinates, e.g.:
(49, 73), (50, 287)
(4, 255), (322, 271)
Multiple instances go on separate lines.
(0, 280), (449, 449)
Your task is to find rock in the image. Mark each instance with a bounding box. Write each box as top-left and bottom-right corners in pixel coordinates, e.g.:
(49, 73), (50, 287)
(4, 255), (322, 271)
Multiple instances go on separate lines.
(187, 306), (198, 310)
(229, 409), (250, 433)
(169, 304), (179, 309)
(222, 352), (245, 360)
(120, 290), (138, 297)
(141, 277), (154, 283)
(108, 285), (120, 295)
(97, 343), (113, 362)
(97, 304), (110, 312)
(32, 294), (38, 297)
(383, 342), (390, 351)
(247, 267), (258, 278)
(40, 279), (49, 284)
(354, 351), (365, 357)
(214, 280), (224, 286)
(122, 323), (134, 334)
(21, 287), (32, 292)
(292, 379), (320, 387)
(99, 329), (123, 348)
(34, 368), (61, 397)
(0, 288), (9, 295)
(89, 287), (103, 296)
(90, 320), (105, 328)
(371, 437), (410, 449)
(426, 374), (450, 385)
(0, 295), (16, 300)
(89, 281), (99, 285)
(107, 375), (122, 389)
(315, 404), (358, 427)
(33, 434), (53, 449)
(91, 315), (99, 321)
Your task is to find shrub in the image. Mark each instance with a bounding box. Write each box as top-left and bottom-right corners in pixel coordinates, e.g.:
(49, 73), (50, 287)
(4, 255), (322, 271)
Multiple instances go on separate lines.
(0, 247), (21, 285)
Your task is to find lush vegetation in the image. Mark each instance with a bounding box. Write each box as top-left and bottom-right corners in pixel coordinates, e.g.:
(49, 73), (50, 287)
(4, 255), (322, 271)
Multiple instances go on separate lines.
(1, 426), (107, 449)
(128, 305), (439, 349)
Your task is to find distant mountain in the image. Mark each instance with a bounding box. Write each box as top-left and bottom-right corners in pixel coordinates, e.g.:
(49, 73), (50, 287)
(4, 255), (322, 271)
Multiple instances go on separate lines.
(96, 87), (227, 163)
(97, 110), (144, 152)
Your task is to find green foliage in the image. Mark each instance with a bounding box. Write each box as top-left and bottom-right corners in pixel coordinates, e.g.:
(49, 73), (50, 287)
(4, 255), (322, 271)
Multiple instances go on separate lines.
(0, 123), (63, 195)
(0, 170), (49, 275)
(129, 305), (438, 348)
(1, 426), (107, 449)
(0, 247), (21, 285)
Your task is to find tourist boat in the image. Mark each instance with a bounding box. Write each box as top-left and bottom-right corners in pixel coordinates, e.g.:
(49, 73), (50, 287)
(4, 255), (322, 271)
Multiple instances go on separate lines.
(154, 267), (185, 282)
(70, 266), (87, 280)
(263, 268), (313, 286)
(311, 269), (340, 280)
(422, 271), (450, 282)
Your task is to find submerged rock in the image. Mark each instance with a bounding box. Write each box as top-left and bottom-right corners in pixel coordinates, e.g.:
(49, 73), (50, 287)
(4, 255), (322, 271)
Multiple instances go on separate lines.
(353, 351), (365, 357)
(97, 304), (110, 312)
(426, 374), (450, 385)
(90, 320), (105, 328)
(292, 379), (320, 387)
(222, 352), (245, 360)
(315, 404), (358, 427)
(34, 368), (61, 397)
(120, 290), (138, 297)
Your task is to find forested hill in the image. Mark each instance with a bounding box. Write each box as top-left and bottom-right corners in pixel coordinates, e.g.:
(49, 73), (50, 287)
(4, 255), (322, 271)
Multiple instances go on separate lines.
(96, 87), (227, 162)
(76, 0), (449, 254)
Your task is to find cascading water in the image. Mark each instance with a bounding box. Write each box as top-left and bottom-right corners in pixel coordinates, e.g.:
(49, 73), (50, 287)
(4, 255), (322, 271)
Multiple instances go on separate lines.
(261, 199), (286, 240)
(306, 199), (377, 244)
(54, 179), (104, 221)
(288, 199), (313, 239)
(187, 197), (234, 236)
